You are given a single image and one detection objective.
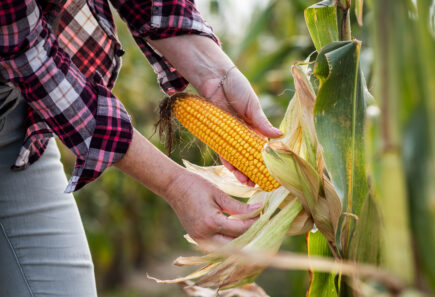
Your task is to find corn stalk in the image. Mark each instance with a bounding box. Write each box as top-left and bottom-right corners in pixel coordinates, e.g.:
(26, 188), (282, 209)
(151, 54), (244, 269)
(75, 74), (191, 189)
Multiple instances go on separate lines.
(371, 0), (435, 290)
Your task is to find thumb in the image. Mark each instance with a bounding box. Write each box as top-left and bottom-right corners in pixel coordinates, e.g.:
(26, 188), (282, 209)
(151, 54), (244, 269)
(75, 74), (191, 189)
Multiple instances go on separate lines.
(216, 192), (262, 215)
(224, 68), (282, 138)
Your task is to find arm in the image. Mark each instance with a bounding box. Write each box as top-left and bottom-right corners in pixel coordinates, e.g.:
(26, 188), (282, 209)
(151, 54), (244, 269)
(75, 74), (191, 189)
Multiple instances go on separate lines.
(111, 0), (282, 185)
(0, 0), (256, 243)
(147, 35), (283, 185)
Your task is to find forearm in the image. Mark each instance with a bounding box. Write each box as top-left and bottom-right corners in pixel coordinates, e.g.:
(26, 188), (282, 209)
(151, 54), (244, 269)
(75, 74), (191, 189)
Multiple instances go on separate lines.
(146, 35), (233, 97)
(114, 129), (185, 200)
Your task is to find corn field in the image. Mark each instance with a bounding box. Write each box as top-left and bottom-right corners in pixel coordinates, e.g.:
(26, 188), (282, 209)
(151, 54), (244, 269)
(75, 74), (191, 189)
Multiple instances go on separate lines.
(61, 0), (435, 296)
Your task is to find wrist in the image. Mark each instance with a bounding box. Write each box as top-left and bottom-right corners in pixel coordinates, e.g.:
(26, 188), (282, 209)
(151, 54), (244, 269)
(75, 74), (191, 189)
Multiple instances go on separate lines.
(146, 35), (233, 93)
(164, 169), (195, 209)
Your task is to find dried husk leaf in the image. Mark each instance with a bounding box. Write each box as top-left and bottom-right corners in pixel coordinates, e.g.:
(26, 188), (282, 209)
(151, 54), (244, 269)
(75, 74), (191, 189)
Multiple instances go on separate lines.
(147, 262), (221, 284)
(230, 190), (271, 220)
(183, 160), (259, 198)
(184, 234), (198, 246)
(164, 188), (291, 276)
(278, 93), (303, 151)
(263, 143), (340, 245)
(153, 61), (346, 291)
(179, 281), (270, 297)
(292, 65), (319, 168)
(196, 199), (303, 289)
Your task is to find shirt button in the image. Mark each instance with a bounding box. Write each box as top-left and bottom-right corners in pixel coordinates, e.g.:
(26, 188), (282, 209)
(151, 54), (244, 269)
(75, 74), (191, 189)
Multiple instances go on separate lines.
(116, 49), (125, 57)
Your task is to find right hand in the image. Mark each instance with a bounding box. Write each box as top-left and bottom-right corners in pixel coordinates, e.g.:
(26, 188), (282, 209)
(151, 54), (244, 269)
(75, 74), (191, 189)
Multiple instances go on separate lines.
(165, 171), (261, 245)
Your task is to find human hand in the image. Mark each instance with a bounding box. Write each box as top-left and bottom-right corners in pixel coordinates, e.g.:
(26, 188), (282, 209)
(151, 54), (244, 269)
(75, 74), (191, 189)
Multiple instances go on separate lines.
(166, 171), (261, 245)
(145, 35), (282, 186)
(197, 67), (282, 186)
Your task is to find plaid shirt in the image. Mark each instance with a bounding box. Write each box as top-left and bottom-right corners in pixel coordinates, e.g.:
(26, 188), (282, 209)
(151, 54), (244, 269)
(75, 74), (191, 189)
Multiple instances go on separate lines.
(0, 0), (217, 192)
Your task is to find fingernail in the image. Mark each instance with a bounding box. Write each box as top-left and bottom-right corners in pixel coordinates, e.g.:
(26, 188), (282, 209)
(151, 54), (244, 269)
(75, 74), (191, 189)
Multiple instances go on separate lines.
(272, 127), (283, 135)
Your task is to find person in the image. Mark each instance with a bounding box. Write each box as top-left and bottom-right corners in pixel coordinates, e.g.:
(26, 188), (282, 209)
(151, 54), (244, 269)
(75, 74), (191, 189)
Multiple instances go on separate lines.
(0, 0), (282, 296)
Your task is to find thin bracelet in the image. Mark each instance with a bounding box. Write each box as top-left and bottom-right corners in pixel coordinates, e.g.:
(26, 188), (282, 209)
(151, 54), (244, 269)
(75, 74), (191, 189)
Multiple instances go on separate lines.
(207, 65), (237, 99)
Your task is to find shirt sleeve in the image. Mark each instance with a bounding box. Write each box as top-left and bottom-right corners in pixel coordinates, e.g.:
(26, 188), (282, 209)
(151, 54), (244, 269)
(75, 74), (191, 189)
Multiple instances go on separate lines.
(110, 0), (219, 94)
(0, 0), (133, 192)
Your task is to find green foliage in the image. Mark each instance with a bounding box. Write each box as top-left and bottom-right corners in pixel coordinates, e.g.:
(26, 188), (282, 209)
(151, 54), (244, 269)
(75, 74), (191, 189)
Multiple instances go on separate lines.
(58, 0), (435, 296)
(307, 232), (338, 297)
(371, 0), (435, 289)
(59, 1), (319, 296)
(304, 1), (340, 51)
(313, 41), (369, 256)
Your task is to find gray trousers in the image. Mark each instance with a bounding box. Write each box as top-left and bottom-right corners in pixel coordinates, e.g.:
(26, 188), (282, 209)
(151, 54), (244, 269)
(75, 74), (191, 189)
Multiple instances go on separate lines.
(0, 84), (98, 297)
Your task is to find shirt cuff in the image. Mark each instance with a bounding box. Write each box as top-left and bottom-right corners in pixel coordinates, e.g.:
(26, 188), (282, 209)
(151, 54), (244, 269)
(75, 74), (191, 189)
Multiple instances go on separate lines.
(64, 84), (133, 193)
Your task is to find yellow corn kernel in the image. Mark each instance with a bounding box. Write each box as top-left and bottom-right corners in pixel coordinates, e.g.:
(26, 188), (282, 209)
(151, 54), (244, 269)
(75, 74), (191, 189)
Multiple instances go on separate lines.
(172, 93), (280, 192)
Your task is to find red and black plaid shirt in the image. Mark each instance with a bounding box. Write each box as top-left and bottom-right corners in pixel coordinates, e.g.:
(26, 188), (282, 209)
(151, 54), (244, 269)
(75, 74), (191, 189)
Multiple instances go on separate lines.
(0, 0), (218, 192)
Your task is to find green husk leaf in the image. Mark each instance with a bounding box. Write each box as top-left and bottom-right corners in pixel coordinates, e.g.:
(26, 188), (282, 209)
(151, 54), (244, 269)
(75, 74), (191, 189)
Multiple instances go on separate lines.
(163, 188), (291, 273)
(196, 199), (303, 289)
(263, 144), (339, 244)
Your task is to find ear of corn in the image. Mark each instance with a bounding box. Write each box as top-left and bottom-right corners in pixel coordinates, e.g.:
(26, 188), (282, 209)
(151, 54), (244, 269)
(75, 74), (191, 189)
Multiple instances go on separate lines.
(171, 93), (280, 192)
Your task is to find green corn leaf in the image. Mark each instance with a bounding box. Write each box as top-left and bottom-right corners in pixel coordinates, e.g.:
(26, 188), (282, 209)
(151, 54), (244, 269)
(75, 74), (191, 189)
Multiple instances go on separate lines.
(304, 0), (340, 52)
(355, 0), (364, 26)
(313, 41), (369, 256)
(349, 193), (381, 265)
(306, 231), (338, 297)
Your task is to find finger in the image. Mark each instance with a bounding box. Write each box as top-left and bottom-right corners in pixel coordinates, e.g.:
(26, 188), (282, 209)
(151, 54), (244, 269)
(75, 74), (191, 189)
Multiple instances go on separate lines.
(209, 234), (234, 247)
(244, 97), (282, 139)
(216, 214), (255, 237)
(194, 234), (233, 252)
(215, 192), (261, 215)
(224, 72), (282, 138)
(219, 156), (236, 172)
(233, 170), (249, 185)
(220, 156), (255, 187)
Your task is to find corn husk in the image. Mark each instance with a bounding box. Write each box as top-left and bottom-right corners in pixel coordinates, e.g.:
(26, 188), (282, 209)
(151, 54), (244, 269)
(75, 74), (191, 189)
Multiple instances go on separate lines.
(179, 281), (270, 297)
(149, 64), (343, 292)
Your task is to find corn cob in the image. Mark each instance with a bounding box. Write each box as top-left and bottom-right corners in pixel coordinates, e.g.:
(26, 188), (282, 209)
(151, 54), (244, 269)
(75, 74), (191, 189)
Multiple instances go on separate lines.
(171, 93), (280, 192)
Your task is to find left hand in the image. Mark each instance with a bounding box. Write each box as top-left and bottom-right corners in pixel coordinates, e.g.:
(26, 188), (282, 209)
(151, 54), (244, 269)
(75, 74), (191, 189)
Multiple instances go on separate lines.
(197, 67), (282, 186)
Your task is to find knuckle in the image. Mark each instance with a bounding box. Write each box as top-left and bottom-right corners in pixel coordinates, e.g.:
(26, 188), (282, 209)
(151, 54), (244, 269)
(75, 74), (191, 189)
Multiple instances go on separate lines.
(203, 216), (217, 231)
(215, 191), (228, 206)
(232, 199), (245, 212)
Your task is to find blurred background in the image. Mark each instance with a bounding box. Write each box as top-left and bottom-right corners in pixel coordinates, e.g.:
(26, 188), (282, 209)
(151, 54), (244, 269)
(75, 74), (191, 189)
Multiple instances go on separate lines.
(59, 0), (370, 296)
